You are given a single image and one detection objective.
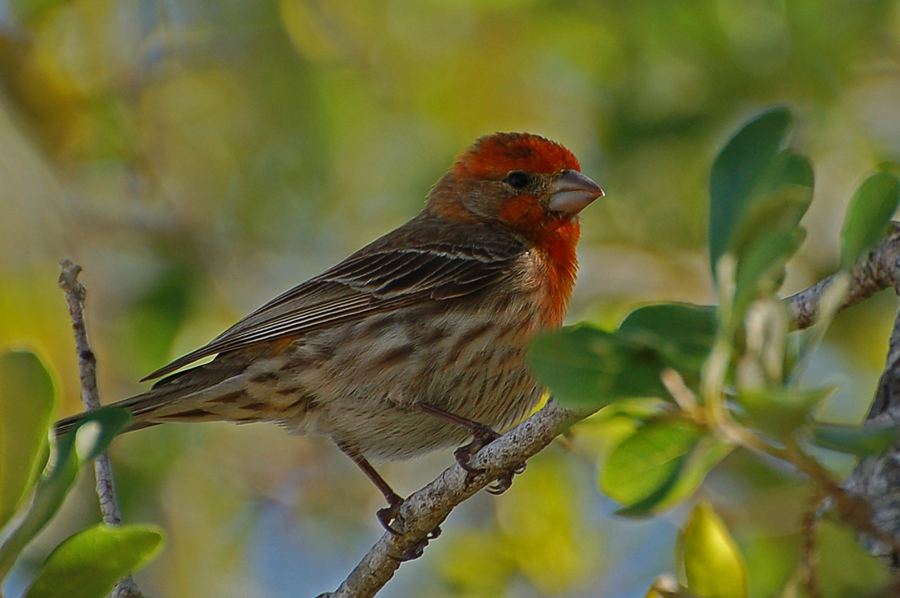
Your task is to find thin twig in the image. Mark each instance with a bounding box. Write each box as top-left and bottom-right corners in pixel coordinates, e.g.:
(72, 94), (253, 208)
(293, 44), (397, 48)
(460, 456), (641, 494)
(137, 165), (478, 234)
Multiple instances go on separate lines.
(786, 438), (900, 556)
(799, 487), (824, 598)
(59, 259), (144, 598)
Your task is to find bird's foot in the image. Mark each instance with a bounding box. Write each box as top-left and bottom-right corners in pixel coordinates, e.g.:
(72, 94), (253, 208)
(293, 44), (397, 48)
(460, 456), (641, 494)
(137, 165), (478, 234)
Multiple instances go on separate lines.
(486, 461), (527, 494)
(453, 423), (500, 474)
(376, 493), (407, 536)
(377, 495), (441, 561)
(386, 526), (442, 562)
(453, 426), (526, 493)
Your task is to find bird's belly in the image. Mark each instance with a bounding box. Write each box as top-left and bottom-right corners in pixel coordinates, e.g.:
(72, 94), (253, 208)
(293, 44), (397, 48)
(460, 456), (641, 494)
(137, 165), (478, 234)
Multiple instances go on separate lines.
(264, 303), (546, 460)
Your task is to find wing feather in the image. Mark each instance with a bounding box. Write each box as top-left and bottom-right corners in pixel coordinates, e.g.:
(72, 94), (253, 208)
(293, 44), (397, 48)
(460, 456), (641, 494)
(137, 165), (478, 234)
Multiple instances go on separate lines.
(142, 217), (527, 381)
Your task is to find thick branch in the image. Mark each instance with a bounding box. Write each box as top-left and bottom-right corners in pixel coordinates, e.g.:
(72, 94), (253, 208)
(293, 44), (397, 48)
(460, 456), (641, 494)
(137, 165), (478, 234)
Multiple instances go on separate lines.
(832, 223), (900, 564)
(59, 260), (144, 598)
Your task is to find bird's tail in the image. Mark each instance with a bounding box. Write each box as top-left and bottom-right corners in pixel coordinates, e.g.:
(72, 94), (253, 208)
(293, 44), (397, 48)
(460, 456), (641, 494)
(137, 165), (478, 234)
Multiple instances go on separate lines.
(54, 389), (180, 437)
(54, 352), (259, 438)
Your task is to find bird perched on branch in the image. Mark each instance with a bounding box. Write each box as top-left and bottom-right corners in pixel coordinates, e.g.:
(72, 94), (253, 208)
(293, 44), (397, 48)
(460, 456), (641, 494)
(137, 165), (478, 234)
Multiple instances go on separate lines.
(56, 132), (603, 534)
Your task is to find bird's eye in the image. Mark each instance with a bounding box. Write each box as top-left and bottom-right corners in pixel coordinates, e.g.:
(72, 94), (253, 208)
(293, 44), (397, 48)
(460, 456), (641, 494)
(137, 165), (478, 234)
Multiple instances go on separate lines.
(504, 171), (530, 189)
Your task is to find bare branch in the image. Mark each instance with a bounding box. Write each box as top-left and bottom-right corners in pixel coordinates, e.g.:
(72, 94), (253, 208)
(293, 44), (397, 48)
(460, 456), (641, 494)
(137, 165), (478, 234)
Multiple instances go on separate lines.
(785, 224), (900, 330)
(321, 227), (900, 598)
(868, 301), (900, 419)
(782, 223), (900, 566)
(59, 259), (144, 598)
(840, 226), (900, 564)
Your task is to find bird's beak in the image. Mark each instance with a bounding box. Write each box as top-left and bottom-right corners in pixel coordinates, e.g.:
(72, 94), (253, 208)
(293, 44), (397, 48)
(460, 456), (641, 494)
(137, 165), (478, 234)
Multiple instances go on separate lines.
(547, 170), (604, 216)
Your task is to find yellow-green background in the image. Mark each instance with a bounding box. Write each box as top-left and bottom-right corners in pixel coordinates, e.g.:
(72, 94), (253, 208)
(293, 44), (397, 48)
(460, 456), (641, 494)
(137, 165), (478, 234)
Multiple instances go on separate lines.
(2, 0), (899, 596)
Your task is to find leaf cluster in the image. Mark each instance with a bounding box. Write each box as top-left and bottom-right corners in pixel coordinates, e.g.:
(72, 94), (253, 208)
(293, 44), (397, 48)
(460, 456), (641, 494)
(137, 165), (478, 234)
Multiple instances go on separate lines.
(0, 350), (162, 598)
(529, 108), (900, 598)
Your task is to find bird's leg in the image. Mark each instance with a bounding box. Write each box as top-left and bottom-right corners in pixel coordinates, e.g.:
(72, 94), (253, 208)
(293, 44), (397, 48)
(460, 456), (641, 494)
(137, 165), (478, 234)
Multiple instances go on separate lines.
(413, 402), (526, 494)
(336, 442), (404, 532)
(336, 442), (440, 558)
(413, 402), (499, 470)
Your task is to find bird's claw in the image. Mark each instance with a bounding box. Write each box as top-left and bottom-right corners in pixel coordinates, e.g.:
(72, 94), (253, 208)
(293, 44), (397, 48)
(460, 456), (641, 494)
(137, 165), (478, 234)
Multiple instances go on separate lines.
(453, 445), (483, 475)
(387, 524), (440, 561)
(378, 496), (441, 561)
(377, 494), (407, 535)
(453, 424), (500, 474)
(454, 426), (526, 493)
(486, 461), (526, 495)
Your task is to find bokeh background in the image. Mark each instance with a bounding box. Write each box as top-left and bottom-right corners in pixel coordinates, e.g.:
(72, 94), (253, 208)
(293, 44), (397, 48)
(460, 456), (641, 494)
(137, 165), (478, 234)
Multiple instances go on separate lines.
(2, 0), (900, 596)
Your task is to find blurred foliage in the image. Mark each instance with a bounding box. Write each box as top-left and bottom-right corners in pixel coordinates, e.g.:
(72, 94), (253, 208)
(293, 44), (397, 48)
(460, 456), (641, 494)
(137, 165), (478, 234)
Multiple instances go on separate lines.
(0, 348), (160, 597)
(676, 502), (747, 598)
(0, 350), (56, 530)
(1, 0), (900, 597)
(531, 108), (900, 595)
(23, 523), (163, 598)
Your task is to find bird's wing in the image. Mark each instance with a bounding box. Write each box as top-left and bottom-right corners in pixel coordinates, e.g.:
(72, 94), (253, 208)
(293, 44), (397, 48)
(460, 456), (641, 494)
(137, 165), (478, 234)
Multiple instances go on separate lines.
(142, 220), (526, 381)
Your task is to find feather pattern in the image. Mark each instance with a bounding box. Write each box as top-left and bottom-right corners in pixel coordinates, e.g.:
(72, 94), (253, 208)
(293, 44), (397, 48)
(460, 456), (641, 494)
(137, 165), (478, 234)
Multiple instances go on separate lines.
(143, 215), (528, 381)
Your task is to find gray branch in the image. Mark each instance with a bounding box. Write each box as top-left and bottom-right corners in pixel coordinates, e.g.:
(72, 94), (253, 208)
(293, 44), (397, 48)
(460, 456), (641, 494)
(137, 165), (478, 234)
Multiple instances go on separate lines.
(59, 259), (144, 598)
(836, 223), (900, 564)
(785, 224), (900, 330)
(324, 225), (900, 598)
(318, 401), (585, 598)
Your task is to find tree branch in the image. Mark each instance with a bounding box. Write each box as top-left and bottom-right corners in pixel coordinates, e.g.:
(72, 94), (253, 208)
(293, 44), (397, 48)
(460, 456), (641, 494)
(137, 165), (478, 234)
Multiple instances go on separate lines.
(785, 224), (900, 330)
(318, 401), (583, 598)
(321, 225), (900, 598)
(58, 259), (145, 598)
(836, 223), (900, 565)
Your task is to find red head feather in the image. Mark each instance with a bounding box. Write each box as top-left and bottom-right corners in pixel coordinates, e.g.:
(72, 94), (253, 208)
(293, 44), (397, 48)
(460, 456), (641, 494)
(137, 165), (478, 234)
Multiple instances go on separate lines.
(451, 132), (581, 179)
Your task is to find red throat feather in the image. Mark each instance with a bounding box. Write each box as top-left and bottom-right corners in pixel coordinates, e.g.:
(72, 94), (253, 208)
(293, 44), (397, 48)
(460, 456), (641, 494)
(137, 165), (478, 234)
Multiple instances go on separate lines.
(458, 132), (585, 326)
(534, 217), (580, 326)
(495, 193), (581, 326)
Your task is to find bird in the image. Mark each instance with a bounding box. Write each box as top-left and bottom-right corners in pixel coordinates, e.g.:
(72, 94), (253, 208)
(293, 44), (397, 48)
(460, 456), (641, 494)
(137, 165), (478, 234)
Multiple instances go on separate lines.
(56, 132), (603, 535)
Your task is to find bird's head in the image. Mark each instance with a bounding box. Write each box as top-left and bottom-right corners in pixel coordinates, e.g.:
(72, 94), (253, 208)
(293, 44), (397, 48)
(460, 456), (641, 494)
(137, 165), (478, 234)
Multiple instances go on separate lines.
(425, 132), (603, 243)
(425, 132), (603, 322)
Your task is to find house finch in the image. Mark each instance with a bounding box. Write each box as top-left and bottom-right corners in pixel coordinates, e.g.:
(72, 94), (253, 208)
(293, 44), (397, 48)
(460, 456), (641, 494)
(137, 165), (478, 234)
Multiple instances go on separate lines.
(56, 132), (602, 532)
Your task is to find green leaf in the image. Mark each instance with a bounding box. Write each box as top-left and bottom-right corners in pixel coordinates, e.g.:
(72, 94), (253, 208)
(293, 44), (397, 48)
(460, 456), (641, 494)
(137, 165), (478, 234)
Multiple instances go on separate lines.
(810, 422), (899, 457)
(709, 107), (793, 276)
(618, 303), (717, 384)
(726, 151), (814, 260)
(528, 325), (671, 409)
(738, 386), (836, 437)
(840, 172), (900, 270)
(655, 436), (733, 511)
(0, 407), (131, 579)
(0, 350), (57, 530)
(732, 215), (807, 320)
(600, 419), (703, 512)
(815, 520), (890, 598)
(24, 524), (164, 598)
(708, 110), (813, 309)
(676, 502), (748, 598)
(611, 430), (731, 517)
(530, 305), (720, 411)
(55, 406), (132, 465)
